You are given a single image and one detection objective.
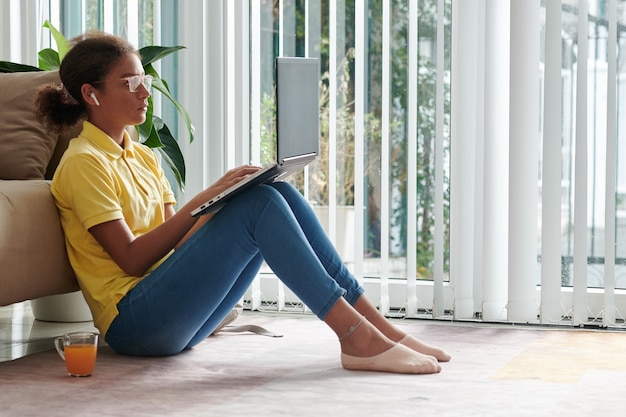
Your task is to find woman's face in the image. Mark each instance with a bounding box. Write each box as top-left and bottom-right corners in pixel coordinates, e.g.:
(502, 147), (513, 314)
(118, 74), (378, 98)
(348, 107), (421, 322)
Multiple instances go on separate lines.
(89, 53), (151, 129)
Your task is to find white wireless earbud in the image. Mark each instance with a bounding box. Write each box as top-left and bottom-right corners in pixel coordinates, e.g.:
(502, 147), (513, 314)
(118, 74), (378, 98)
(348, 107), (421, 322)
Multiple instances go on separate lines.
(90, 92), (100, 106)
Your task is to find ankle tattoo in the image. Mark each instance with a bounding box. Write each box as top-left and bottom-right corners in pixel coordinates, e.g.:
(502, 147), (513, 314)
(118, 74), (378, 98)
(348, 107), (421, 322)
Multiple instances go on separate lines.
(338, 316), (365, 341)
(367, 310), (381, 322)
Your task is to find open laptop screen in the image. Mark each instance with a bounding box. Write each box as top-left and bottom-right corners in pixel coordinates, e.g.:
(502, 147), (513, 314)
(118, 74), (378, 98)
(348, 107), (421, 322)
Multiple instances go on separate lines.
(276, 57), (320, 163)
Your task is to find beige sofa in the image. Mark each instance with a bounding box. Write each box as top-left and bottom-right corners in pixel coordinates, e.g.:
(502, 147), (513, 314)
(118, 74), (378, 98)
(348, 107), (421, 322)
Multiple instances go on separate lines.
(0, 70), (90, 321)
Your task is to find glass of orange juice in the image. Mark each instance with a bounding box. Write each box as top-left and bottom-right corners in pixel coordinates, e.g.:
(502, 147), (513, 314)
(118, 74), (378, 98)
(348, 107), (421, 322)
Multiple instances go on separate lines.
(54, 332), (99, 377)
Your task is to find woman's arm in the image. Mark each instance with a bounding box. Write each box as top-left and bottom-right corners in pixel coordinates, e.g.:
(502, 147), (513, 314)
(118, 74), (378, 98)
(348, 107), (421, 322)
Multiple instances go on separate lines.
(168, 202), (212, 249)
(88, 165), (261, 277)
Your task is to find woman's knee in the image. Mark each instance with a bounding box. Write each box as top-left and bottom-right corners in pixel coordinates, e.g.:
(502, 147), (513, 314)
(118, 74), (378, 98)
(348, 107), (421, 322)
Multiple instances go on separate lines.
(270, 181), (300, 198)
(245, 183), (290, 209)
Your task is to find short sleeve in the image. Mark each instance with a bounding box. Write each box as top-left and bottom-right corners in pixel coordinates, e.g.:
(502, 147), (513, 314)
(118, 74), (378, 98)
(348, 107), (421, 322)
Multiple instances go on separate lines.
(54, 153), (124, 230)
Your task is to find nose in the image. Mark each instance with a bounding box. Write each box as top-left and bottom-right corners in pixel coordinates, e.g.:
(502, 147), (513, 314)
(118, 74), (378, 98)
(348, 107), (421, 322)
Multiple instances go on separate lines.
(138, 83), (151, 99)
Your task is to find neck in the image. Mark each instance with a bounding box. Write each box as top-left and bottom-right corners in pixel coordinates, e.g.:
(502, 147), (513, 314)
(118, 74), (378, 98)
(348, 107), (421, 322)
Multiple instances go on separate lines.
(88, 119), (125, 147)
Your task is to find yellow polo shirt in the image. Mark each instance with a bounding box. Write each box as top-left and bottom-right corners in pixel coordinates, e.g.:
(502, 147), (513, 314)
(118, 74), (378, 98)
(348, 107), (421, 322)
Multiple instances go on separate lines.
(51, 121), (176, 335)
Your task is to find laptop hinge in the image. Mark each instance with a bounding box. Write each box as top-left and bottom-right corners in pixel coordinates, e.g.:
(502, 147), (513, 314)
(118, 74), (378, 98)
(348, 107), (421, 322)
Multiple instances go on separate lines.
(281, 152), (316, 166)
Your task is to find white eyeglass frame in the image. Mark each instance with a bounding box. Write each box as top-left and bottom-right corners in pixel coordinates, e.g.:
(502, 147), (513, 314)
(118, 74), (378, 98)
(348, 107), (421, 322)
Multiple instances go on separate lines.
(91, 74), (154, 93)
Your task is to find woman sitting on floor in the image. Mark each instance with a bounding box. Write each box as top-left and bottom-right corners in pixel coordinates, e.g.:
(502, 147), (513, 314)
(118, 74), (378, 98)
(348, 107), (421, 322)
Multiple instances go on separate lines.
(36, 31), (450, 374)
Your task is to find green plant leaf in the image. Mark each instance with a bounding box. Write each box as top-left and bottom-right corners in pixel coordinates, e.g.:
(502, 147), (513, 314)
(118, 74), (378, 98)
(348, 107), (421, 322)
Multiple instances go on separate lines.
(43, 20), (71, 61)
(0, 62), (41, 73)
(38, 48), (61, 70)
(145, 65), (195, 143)
(139, 45), (186, 67)
(137, 97), (156, 142)
(154, 122), (186, 190)
(141, 123), (163, 148)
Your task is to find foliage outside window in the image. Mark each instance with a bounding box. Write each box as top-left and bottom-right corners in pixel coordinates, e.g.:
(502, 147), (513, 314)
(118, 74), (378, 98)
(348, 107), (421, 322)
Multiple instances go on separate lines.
(257, 0), (451, 280)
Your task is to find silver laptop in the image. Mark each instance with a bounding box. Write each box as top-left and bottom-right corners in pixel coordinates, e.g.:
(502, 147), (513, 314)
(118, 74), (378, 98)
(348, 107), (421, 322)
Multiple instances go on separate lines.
(191, 57), (320, 217)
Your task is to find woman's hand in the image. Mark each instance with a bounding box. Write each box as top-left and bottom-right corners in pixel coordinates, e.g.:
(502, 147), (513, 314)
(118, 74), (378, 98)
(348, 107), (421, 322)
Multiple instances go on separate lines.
(171, 165), (263, 249)
(200, 165), (262, 200)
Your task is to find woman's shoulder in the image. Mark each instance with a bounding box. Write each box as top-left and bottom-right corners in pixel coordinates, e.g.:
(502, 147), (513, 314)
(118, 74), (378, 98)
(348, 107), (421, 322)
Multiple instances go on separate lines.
(60, 137), (104, 165)
(55, 137), (115, 180)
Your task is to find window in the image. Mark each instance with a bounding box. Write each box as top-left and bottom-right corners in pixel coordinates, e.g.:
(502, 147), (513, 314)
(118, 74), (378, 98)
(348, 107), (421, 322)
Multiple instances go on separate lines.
(539, 1), (626, 290)
(250, 1), (452, 316)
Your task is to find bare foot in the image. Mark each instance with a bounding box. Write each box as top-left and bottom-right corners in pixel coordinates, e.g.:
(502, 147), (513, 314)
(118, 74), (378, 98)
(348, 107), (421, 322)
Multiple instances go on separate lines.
(359, 308), (451, 362)
(341, 344), (442, 374)
(398, 334), (451, 362)
(338, 321), (442, 374)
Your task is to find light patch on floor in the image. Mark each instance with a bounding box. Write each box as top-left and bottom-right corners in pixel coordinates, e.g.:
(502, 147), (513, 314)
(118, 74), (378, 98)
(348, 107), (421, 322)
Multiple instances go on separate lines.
(493, 330), (626, 383)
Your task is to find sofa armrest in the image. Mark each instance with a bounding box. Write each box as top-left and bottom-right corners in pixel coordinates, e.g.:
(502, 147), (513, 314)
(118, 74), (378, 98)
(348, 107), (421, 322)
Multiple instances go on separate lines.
(0, 180), (79, 306)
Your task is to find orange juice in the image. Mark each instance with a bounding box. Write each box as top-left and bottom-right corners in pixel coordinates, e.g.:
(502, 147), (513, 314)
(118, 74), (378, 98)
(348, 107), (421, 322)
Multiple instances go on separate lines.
(64, 343), (97, 376)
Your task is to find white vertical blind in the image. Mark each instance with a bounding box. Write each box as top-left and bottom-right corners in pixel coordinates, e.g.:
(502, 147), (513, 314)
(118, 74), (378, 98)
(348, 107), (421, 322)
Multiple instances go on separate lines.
(249, 0), (262, 168)
(279, 0), (295, 57)
(540, 0), (564, 325)
(0, 0), (41, 64)
(126, 0), (139, 47)
(406, 0), (419, 317)
(603, 0), (617, 327)
(179, 0), (215, 200)
(248, 0), (262, 311)
(482, 0), (509, 322)
(573, 0), (589, 326)
(226, 1), (237, 170)
(103, 0), (114, 34)
(303, 0), (321, 205)
(353, 0), (366, 288)
(379, 0), (391, 316)
(450, 0), (480, 320)
(5, 0), (626, 328)
(432, 0), (447, 319)
(508, 0), (540, 322)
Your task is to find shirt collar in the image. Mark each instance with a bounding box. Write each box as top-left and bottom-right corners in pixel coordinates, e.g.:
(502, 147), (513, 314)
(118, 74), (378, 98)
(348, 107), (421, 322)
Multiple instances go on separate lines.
(80, 121), (136, 159)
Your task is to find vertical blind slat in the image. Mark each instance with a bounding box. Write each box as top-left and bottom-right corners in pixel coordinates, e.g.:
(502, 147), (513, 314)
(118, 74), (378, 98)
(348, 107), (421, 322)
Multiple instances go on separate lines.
(126, 0), (139, 47)
(226, 1), (236, 168)
(353, 0), (366, 286)
(540, 0), (564, 324)
(303, 0), (322, 204)
(103, 0), (114, 34)
(406, 0), (418, 317)
(603, 0), (618, 327)
(573, 0), (589, 326)
(250, 1), (261, 167)
(432, 0), (446, 318)
(248, 2), (262, 312)
(482, 0), (509, 321)
(379, 0), (391, 315)
(507, 0), (540, 322)
(450, 0), (479, 320)
(275, 0), (297, 311)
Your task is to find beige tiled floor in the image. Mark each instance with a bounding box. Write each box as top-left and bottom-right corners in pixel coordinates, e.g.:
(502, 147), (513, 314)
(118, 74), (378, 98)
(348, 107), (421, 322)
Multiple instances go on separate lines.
(0, 302), (97, 362)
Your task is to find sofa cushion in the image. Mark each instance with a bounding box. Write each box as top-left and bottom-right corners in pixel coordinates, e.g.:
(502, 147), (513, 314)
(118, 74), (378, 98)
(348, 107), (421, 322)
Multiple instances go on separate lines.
(0, 71), (61, 180)
(0, 180), (78, 305)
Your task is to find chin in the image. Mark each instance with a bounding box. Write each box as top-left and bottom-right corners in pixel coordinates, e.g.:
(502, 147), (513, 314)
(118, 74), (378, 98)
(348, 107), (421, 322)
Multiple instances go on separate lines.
(132, 115), (148, 126)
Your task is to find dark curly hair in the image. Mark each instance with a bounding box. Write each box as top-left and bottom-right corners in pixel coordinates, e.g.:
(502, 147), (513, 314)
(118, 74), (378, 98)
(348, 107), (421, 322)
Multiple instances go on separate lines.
(35, 31), (139, 135)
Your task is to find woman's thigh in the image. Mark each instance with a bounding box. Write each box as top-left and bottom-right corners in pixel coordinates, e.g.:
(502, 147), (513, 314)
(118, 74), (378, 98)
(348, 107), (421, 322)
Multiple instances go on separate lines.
(106, 193), (269, 356)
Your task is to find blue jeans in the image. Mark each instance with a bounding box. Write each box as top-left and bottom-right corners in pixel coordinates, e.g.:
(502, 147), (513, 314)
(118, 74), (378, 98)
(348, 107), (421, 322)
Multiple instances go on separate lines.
(105, 182), (364, 356)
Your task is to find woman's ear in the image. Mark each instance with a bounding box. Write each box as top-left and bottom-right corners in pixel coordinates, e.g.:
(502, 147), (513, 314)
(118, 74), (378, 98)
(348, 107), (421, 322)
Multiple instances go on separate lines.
(81, 84), (100, 107)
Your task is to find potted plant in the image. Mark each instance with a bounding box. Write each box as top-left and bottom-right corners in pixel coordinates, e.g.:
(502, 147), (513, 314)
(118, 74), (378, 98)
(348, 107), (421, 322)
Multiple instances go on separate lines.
(0, 21), (193, 191)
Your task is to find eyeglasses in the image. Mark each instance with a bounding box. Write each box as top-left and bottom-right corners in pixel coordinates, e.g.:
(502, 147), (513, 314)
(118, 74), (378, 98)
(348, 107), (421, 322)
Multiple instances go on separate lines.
(92, 74), (154, 93)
